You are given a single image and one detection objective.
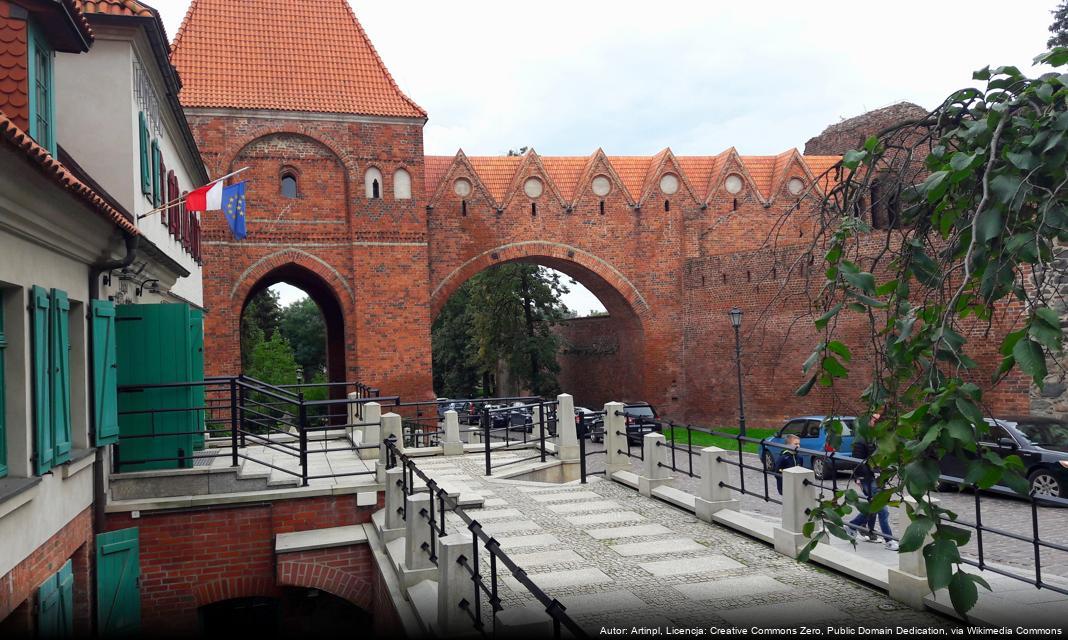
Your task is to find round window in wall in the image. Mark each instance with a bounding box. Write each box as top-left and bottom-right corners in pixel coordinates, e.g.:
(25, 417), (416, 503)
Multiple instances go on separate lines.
(591, 175), (612, 197)
(660, 173), (679, 195)
(524, 177), (544, 199)
(724, 174), (744, 195)
(454, 178), (472, 198)
(787, 177), (805, 196)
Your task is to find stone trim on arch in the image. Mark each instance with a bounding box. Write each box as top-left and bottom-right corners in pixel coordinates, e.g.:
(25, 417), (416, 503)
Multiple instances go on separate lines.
(276, 554), (374, 612)
(430, 240), (651, 319)
(231, 248), (355, 304)
(192, 576), (278, 609)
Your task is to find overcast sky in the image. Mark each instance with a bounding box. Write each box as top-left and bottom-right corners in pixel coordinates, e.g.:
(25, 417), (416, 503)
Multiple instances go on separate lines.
(150, 0), (1058, 311)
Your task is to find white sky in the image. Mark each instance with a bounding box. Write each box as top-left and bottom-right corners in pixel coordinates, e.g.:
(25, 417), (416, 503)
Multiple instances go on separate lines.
(150, 0), (1058, 313)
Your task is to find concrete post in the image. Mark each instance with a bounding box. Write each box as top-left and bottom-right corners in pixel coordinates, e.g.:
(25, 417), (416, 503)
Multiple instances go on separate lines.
(347, 392), (361, 445)
(638, 432), (672, 497)
(888, 497), (936, 609)
(694, 446), (738, 522)
(532, 404), (542, 442)
(377, 412), (401, 482)
(360, 402), (382, 461)
(383, 467), (406, 534)
(441, 410), (463, 456)
(556, 394), (578, 462)
(773, 466), (817, 558)
(604, 402), (628, 476)
(437, 535), (478, 636)
(404, 493), (435, 571)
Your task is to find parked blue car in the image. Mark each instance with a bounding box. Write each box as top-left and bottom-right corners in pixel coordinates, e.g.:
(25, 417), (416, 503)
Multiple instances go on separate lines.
(758, 415), (858, 480)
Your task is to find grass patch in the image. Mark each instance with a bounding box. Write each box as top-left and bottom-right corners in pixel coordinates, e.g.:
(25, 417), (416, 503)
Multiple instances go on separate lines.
(663, 426), (777, 454)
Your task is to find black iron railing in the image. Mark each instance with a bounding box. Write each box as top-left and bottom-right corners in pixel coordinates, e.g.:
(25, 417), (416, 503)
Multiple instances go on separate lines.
(385, 438), (587, 638)
(634, 422), (1068, 596)
(480, 399), (556, 475)
(115, 375), (388, 485)
(577, 411), (607, 484)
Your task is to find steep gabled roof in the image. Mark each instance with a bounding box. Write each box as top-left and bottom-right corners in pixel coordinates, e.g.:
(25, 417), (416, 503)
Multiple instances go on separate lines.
(170, 0), (425, 118)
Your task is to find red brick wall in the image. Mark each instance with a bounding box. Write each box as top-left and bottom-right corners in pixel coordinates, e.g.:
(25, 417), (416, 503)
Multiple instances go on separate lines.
(0, 508), (93, 634)
(104, 494), (384, 635)
(554, 315), (638, 408)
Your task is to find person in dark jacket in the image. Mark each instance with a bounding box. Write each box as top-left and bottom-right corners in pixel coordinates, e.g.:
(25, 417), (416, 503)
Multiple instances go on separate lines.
(775, 434), (802, 494)
(847, 414), (898, 550)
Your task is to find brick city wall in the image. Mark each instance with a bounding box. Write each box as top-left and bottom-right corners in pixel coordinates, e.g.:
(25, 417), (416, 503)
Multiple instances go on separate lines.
(804, 102), (929, 156)
(103, 494), (389, 635)
(554, 315), (638, 408)
(188, 102), (1033, 428)
(0, 508), (92, 635)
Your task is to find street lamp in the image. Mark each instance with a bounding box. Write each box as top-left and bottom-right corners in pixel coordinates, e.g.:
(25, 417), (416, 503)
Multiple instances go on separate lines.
(728, 308), (747, 437)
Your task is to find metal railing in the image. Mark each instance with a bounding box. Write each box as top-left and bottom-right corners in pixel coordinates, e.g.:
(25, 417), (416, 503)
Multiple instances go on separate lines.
(385, 438), (588, 638)
(115, 375), (388, 485)
(577, 411), (607, 483)
(480, 399), (556, 475)
(642, 422), (1068, 596)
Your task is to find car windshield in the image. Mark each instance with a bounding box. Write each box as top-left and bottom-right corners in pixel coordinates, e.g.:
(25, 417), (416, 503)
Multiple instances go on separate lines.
(1008, 420), (1068, 447)
(627, 406), (655, 417)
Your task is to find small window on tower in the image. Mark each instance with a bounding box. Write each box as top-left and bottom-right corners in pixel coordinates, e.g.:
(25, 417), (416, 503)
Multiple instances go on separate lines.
(365, 168), (383, 199)
(281, 173), (297, 199)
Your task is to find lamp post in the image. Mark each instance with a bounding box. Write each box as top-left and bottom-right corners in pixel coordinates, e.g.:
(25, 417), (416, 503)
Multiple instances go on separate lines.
(728, 308), (747, 437)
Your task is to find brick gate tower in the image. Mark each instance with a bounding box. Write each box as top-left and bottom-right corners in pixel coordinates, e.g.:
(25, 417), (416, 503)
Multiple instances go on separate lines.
(171, 0), (433, 399)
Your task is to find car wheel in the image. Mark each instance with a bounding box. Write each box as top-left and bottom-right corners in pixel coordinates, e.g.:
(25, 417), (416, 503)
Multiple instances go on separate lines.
(813, 457), (830, 481)
(1029, 470), (1066, 498)
(763, 452), (776, 473)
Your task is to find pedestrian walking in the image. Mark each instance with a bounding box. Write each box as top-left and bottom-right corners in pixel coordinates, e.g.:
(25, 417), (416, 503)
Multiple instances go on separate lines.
(847, 413), (898, 550)
(775, 434), (802, 495)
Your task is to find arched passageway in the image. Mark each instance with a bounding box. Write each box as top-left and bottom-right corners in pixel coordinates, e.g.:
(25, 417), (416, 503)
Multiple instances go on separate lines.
(198, 589), (371, 637)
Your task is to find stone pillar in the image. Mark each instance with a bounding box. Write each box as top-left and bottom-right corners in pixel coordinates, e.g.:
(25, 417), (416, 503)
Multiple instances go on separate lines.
(441, 410), (463, 456)
(347, 392), (361, 445)
(377, 412), (401, 482)
(638, 432), (672, 497)
(556, 394), (578, 462)
(437, 535), (477, 636)
(359, 402), (382, 460)
(604, 402), (628, 476)
(694, 446), (738, 522)
(383, 467), (405, 533)
(888, 497), (935, 609)
(404, 493), (434, 571)
(773, 466), (817, 558)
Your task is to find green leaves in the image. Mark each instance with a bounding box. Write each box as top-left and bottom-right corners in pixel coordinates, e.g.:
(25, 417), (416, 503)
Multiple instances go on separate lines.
(1012, 337), (1048, 385)
(924, 537), (962, 592)
(898, 516), (934, 553)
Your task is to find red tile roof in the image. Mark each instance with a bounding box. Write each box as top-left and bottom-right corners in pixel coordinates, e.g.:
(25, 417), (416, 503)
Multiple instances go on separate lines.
(425, 150), (843, 207)
(0, 14), (29, 129)
(76, 0), (154, 18)
(0, 111), (138, 235)
(170, 0), (425, 118)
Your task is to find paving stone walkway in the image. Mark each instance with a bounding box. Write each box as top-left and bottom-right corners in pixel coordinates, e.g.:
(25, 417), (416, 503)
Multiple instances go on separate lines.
(408, 452), (951, 632)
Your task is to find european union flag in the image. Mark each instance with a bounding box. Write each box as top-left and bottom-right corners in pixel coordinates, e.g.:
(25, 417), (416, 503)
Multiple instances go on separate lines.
(222, 181), (248, 240)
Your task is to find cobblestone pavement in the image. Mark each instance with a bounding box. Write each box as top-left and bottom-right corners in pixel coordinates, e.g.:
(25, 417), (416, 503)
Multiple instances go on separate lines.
(409, 451), (952, 633)
(580, 442), (1068, 581)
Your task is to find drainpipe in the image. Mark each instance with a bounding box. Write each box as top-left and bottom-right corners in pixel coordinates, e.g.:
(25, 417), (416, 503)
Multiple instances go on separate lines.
(88, 233), (139, 532)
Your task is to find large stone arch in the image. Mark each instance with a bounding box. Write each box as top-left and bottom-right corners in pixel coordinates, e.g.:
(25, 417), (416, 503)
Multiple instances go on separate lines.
(222, 125), (360, 183)
(234, 251), (352, 392)
(275, 555), (374, 612)
(429, 240), (649, 404)
(192, 576), (278, 609)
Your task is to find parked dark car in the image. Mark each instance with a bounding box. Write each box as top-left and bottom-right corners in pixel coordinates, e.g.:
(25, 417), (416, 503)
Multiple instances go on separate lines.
(758, 416), (858, 480)
(939, 416), (1068, 499)
(590, 402), (662, 445)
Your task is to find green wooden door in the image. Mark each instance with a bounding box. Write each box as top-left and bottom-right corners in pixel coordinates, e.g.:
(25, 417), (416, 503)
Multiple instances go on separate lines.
(189, 309), (206, 450)
(91, 301), (119, 446)
(115, 304), (194, 471)
(36, 559), (73, 638)
(96, 528), (140, 635)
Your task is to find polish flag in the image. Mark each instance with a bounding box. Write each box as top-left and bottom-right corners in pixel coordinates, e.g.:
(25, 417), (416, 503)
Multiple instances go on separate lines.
(185, 181), (224, 212)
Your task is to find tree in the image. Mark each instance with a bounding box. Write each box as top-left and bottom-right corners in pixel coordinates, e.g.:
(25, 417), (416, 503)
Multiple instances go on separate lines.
(279, 297), (327, 378)
(792, 50), (1068, 615)
(245, 332), (298, 387)
(1050, 2), (1068, 49)
(432, 265), (572, 398)
(241, 288), (281, 368)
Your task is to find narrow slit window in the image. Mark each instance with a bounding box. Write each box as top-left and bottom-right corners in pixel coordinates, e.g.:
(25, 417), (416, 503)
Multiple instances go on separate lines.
(664, 200), (670, 212)
(599, 201), (605, 215)
(281, 174), (297, 198)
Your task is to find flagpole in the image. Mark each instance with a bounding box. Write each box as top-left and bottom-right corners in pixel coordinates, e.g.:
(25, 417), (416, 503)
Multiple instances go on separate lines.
(136, 167), (250, 220)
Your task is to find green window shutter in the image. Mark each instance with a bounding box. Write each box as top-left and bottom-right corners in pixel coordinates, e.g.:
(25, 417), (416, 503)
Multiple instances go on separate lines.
(36, 572), (60, 638)
(151, 140), (161, 207)
(95, 528), (141, 635)
(50, 289), (72, 465)
(92, 301), (119, 446)
(139, 113), (151, 196)
(0, 290), (6, 477)
(31, 286), (53, 475)
(57, 560), (74, 637)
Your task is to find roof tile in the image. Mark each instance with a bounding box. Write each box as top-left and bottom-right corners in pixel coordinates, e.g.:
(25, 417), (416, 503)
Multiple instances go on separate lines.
(170, 0), (425, 118)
